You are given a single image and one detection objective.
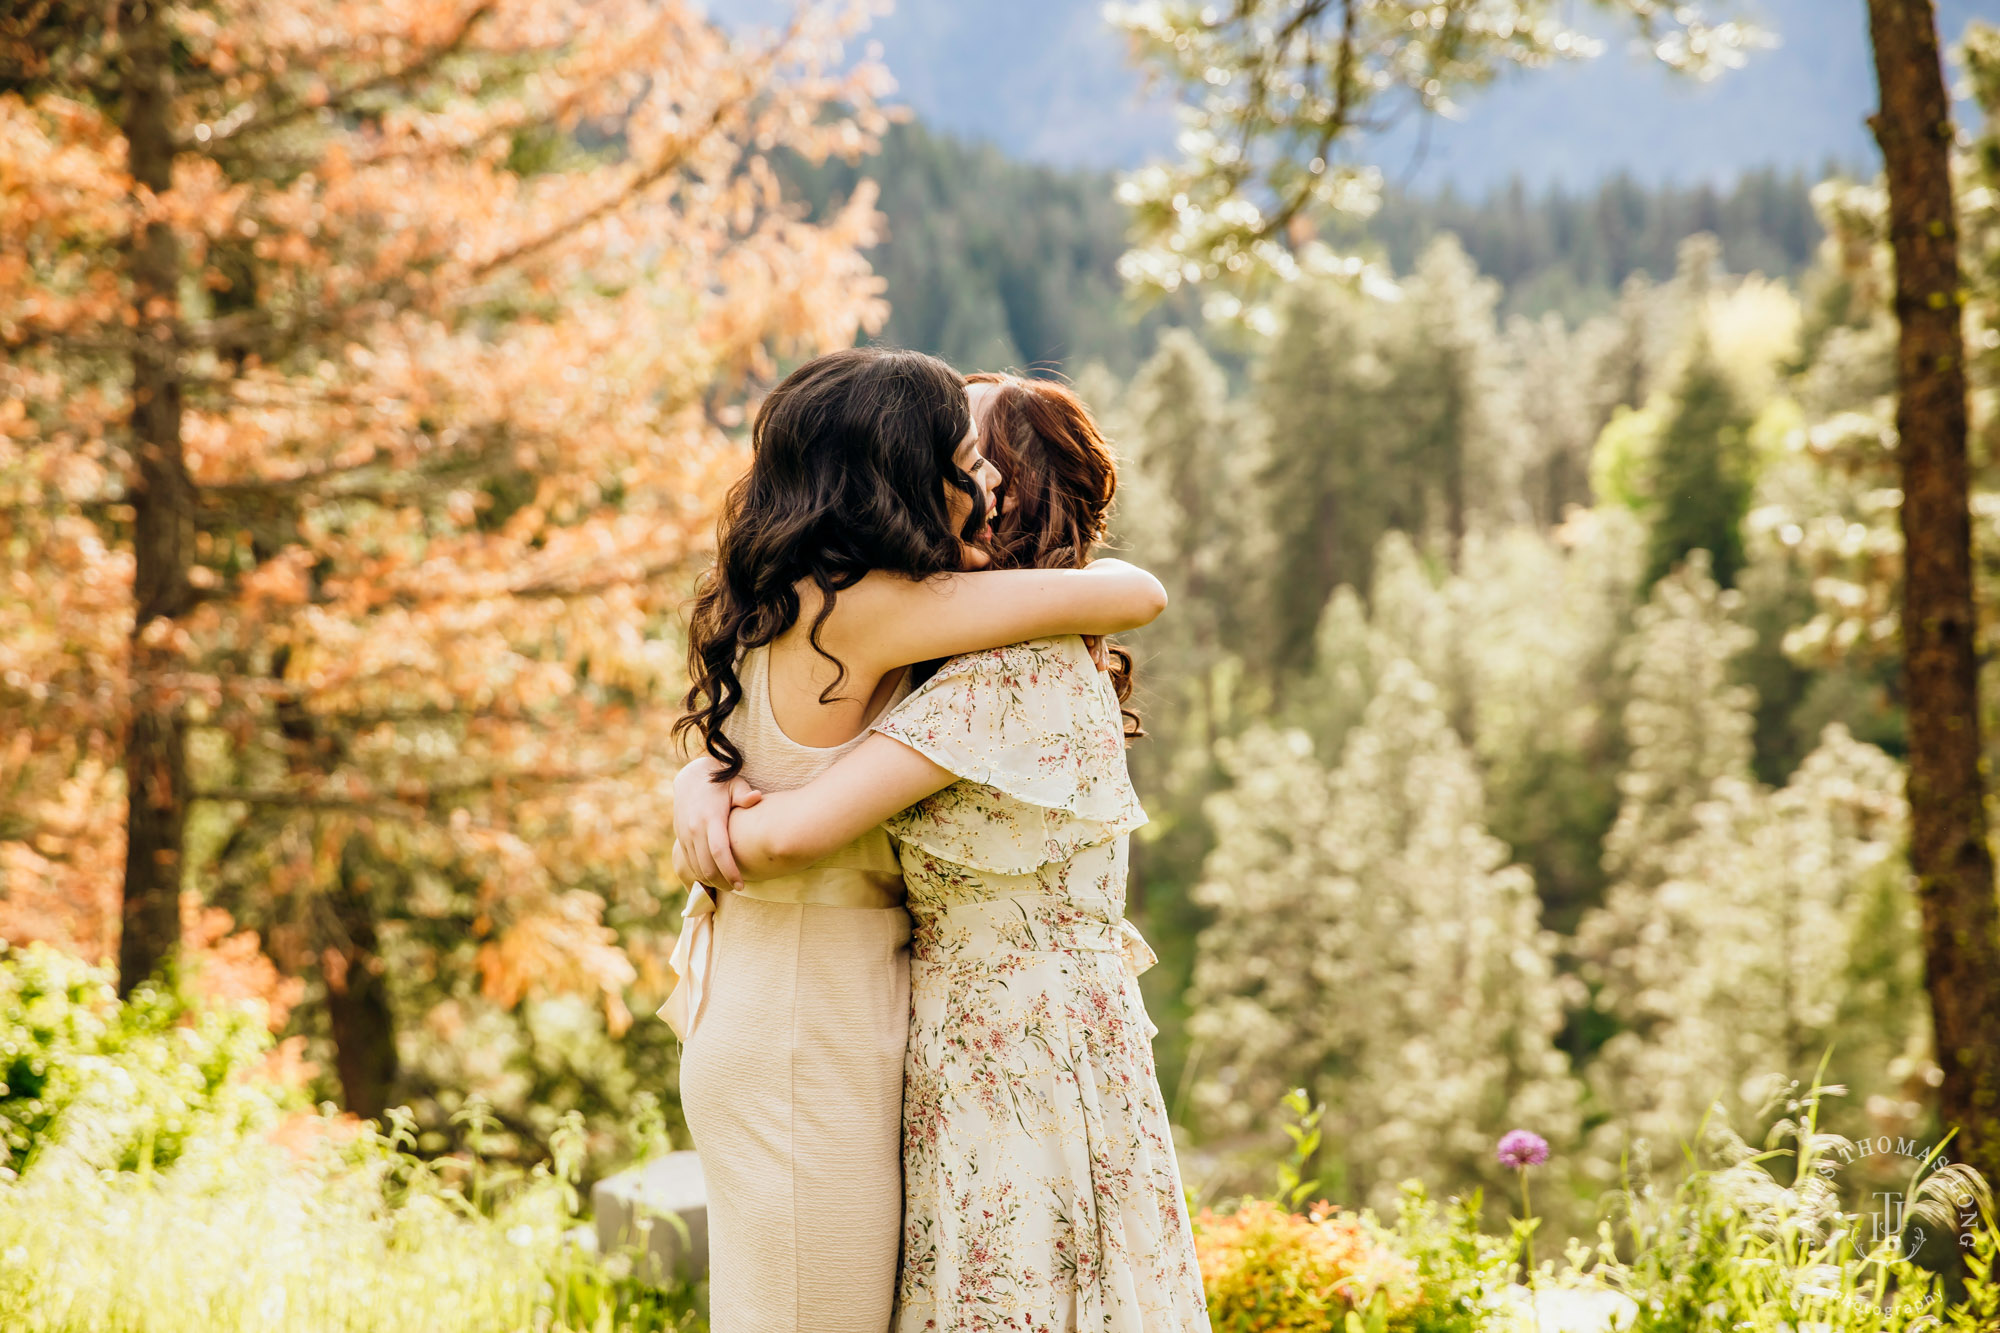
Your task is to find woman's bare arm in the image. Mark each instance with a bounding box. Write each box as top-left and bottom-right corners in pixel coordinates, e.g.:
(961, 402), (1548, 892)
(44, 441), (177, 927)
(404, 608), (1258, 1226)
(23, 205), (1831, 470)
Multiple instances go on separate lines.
(672, 758), (762, 888)
(816, 559), (1166, 680)
(676, 559), (1165, 884)
(723, 734), (955, 880)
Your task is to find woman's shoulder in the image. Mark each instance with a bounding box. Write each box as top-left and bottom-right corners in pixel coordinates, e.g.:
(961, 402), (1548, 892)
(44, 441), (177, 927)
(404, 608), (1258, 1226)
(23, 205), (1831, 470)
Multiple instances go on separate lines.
(874, 634), (1143, 874)
(876, 636), (1124, 805)
(929, 634), (1096, 684)
(902, 636), (1108, 732)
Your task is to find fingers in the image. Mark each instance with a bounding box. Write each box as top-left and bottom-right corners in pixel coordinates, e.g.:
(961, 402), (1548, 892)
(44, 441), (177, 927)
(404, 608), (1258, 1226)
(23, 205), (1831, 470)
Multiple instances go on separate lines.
(673, 757), (751, 888)
(682, 811), (727, 887)
(685, 827), (723, 888)
(1083, 634), (1111, 672)
(705, 808), (744, 890)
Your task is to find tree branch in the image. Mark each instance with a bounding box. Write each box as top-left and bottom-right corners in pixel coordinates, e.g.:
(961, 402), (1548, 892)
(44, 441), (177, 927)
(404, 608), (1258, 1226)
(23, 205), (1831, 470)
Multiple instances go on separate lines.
(198, 426), (510, 503)
(199, 761), (654, 814)
(202, 1), (497, 155)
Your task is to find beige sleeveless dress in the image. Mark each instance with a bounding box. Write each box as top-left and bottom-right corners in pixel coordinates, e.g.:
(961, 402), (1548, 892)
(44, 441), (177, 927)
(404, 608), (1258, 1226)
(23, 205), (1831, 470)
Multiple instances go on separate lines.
(674, 645), (914, 1333)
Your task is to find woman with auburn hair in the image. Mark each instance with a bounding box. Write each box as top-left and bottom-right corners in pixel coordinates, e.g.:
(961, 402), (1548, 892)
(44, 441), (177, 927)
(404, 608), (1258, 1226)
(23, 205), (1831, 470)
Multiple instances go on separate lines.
(665, 347), (1170, 1333)
(685, 372), (1208, 1332)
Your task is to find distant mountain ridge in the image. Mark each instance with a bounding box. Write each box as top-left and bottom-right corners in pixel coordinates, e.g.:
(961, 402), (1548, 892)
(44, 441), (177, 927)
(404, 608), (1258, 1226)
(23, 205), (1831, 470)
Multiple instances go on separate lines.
(713, 0), (1997, 188)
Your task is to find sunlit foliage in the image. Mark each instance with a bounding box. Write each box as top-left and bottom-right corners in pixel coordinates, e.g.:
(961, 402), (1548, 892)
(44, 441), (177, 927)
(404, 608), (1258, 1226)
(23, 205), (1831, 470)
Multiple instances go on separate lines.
(0, 0), (889, 1149)
(1107, 0), (1768, 317)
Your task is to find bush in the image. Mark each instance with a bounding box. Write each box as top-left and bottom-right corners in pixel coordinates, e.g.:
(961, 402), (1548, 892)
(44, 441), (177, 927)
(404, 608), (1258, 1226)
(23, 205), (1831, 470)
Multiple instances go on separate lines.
(1384, 1182), (1522, 1333)
(1195, 1084), (2000, 1333)
(0, 945), (704, 1333)
(1196, 1198), (1423, 1332)
(0, 940), (288, 1176)
(1572, 1083), (1993, 1332)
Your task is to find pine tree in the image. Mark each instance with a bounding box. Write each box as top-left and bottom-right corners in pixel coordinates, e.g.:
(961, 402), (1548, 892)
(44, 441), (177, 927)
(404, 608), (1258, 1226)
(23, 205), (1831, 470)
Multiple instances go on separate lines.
(1291, 585), (1379, 763)
(1111, 331), (1254, 1088)
(0, 0), (886, 1124)
(1188, 660), (1579, 1214)
(774, 120), (1192, 375)
(1497, 312), (1602, 526)
(1255, 279), (1399, 674)
(1642, 333), (1756, 590)
(1568, 555), (1925, 1149)
(1596, 553), (1758, 889)
(1122, 330), (1246, 669)
(1294, 521), (1642, 931)
(1580, 722), (1915, 1156)
(1390, 236), (1509, 561)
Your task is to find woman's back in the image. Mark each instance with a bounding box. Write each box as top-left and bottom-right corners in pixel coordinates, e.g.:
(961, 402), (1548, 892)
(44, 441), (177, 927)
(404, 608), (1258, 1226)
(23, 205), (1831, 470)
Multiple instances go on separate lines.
(866, 634), (1208, 1332)
(678, 642), (913, 1332)
(725, 644), (906, 882)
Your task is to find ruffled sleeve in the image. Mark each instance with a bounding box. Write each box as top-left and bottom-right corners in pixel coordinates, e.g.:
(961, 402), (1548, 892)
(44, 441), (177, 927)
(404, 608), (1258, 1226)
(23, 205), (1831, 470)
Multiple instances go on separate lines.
(872, 635), (1146, 874)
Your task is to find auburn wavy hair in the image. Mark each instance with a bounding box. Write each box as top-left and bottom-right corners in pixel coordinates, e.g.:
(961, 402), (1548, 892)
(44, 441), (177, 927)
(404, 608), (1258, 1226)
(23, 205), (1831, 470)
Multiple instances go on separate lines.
(678, 347), (979, 779)
(966, 371), (1141, 737)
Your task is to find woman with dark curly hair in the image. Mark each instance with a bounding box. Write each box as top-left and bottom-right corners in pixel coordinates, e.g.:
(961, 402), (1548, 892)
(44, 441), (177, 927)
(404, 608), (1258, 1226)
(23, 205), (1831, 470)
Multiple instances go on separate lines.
(664, 348), (1168, 1333)
(690, 373), (1206, 1333)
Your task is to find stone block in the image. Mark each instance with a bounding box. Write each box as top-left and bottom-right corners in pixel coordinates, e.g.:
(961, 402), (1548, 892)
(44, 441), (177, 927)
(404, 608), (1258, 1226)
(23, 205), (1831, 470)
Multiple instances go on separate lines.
(592, 1150), (709, 1286)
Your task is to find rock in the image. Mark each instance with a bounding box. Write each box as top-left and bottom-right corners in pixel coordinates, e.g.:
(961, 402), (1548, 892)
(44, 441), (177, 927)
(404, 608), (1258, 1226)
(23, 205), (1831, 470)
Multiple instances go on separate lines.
(592, 1150), (709, 1286)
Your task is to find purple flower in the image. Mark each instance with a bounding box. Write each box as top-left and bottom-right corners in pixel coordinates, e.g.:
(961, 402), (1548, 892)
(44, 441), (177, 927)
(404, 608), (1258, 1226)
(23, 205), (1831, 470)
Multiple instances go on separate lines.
(1497, 1129), (1550, 1169)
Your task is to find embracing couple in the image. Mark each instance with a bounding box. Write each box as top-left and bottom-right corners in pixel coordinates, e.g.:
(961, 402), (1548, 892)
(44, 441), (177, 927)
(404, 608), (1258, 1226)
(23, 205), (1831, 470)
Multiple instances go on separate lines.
(663, 346), (1208, 1333)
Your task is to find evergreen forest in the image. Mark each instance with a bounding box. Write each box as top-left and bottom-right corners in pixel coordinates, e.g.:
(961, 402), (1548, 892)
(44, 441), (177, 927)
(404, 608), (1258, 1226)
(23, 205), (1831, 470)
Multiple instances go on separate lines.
(8, 3), (2000, 1329)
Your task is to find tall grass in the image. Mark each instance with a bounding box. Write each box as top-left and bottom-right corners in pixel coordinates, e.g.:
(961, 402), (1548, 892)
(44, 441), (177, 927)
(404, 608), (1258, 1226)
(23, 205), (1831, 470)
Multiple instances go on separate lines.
(1570, 1077), (1995, 1332)
(0, 943), (701, 1333)
(8, 942), (1998, 1332)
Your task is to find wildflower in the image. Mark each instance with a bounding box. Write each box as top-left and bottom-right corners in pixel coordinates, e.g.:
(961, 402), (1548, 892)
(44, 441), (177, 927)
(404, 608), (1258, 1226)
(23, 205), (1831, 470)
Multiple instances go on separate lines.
(1498, 1127), (1551, 1320)
(1496, 1129), (1550, 1169)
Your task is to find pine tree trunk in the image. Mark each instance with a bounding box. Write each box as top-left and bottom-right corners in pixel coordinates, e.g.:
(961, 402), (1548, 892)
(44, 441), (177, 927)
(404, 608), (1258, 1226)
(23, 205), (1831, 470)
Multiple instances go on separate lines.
(116, 0), (193, 996)
(271, 651), (401, 1121)
(325, 860), (399, 1122)
(1867, 0), (2000, 1186)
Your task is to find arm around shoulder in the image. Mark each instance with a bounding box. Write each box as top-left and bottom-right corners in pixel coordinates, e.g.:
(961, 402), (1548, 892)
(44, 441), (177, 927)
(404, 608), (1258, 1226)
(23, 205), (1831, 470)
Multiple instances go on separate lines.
(1081, 558), (1169, 631)
(829, 558), (1168, 673)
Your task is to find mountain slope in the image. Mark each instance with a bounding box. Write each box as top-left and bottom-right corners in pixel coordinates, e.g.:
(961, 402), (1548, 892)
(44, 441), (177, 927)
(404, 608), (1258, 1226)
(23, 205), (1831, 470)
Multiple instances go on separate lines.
(713, 0), (1996, 186)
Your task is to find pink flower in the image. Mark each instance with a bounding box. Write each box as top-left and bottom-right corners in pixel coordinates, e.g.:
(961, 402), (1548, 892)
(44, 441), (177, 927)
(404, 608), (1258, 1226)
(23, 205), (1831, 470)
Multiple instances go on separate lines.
(1496, 1129), (1549, 1168)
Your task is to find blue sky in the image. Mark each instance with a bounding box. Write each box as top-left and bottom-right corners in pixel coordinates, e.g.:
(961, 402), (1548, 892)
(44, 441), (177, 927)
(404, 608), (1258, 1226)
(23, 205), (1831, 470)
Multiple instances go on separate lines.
(706, 0), (1999, 188)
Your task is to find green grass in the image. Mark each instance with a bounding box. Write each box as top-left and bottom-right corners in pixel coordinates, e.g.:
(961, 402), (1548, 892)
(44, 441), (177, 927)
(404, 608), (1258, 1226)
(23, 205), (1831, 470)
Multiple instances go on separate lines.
(7, 943), (1999, 1332)
(0, 1117), (706, 1332)
(0, 943), (703, 1333)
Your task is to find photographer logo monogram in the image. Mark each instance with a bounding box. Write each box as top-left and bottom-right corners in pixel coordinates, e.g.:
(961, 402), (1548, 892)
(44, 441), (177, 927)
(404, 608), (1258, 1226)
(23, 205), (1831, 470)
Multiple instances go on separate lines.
(1820, 1135), (1979, 1261)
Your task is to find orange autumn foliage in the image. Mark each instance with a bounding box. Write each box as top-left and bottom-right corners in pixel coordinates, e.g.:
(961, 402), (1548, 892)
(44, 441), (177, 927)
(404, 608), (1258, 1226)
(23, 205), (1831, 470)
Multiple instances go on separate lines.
(1, 1), (889, 1049)
(1194, 1200), (1423, 1332)
(181, 891), (304, 1032)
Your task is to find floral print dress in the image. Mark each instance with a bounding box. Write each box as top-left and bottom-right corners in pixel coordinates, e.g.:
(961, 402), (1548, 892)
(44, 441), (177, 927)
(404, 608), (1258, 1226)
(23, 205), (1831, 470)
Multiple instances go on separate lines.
(871, 635), (1209, 1333)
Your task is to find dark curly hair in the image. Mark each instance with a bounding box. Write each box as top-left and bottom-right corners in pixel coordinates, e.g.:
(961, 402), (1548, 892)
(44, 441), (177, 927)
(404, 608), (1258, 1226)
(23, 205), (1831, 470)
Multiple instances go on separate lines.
(677, 347), (979, 779)
(966, 371), (1141, 738)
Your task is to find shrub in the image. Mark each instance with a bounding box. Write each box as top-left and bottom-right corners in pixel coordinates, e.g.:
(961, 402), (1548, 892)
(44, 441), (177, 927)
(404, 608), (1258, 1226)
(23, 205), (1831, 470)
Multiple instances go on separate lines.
(0, 940), (290, 1176)
(1196, 1198), (1424, 1332)
(0, 945), (703, 1333)
(1573, 1082), (1990, 1332)
(1384, 1182), (1522, 1333)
